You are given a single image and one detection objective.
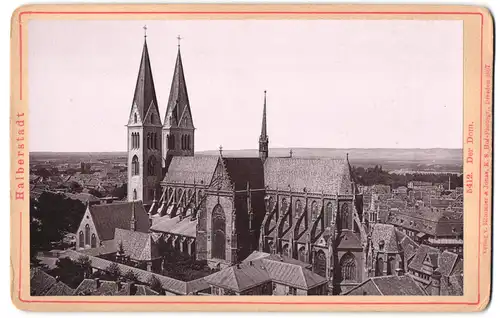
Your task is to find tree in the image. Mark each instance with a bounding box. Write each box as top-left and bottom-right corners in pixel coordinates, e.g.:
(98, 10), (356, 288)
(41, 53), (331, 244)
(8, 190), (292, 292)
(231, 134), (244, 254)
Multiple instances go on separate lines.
(76, 255), (92, 278)
(124, 269), (138, 282)
(88, 188), (103, 198)
(49, 257), (87, 289)
(105, 262), (121, 281)
(35, 168), (52, 178)
(148, 274), (163, 293)
(111, 184), (127, 200)
(30, 192), (86, 252)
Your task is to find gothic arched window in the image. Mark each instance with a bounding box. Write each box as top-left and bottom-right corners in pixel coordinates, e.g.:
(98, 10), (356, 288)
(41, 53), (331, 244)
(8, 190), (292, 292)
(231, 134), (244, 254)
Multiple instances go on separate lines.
(133, 189), (137, 200)
(266, 240), (274, 253)
(387, 256), (396, 276)
(280, 198), (288, 215)
(198, 190), (203, 203)
(311, 201), (318, 219)
(298, 246), (307, 263)
(177, 188), (183, 203)
(266, 196), (275, 212)
(134, 113), (137, 124)
(147, 133), (151, 149)
(91, 234), (97, 248)
(375, 257), (384, 276)
(79, 231), (84, 248)
(168, 188), (174, 202)
(211, 204), (226, 260)
(340, 252), (357, 281)
(148, 156), (156, 176)
(151, 114), (154, 125)
(282, 244), (290, 258)
(313, 250), (327, 277)
(187, 135), (191, 150)
(326, 202), (333, 226)
(132, 155), (139, 175)
(295, 199), (302, 217)
(136, 133), (140, 148)
(187, 189), (192, 201)
(85, 224), (90, 246)
(340, 203), (349, 230)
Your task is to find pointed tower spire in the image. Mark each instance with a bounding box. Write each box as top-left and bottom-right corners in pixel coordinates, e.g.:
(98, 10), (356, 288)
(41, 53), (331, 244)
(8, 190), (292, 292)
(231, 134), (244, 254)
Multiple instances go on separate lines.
(259, 90), (269, 161)
(129, 32), (159, 121)
(164, 41), (192, 128)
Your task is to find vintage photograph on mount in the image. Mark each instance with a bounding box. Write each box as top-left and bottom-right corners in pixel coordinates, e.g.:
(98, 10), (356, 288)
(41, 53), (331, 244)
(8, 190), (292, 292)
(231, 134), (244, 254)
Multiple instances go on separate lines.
(11, 4), (492, 312)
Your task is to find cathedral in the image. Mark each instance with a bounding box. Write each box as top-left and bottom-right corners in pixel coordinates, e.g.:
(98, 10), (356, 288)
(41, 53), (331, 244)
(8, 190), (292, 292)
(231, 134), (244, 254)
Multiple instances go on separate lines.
(123, 33), (371, 294)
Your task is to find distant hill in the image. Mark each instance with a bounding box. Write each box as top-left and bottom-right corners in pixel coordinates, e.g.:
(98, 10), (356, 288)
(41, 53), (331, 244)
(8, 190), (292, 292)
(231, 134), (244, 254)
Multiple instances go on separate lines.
(30, 148), (462, 173)
(197, 148), (463, 172)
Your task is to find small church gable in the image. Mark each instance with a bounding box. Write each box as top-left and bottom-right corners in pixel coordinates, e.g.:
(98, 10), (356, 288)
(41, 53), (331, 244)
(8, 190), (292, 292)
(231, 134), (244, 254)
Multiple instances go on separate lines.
(143, 101), (162, 126)
(76, 205), (100, 249)
(178, 103), (194, 129)
(209, 158), (234, 191)
(128, 102), (142, 126)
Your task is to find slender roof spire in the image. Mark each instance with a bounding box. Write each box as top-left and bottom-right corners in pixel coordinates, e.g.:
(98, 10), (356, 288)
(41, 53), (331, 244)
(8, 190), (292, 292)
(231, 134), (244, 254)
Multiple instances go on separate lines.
(164, 38), (193, 128)
(259, 90), (269, 161)
(130, 30), (159, 119)
(260, 90), (267, 138)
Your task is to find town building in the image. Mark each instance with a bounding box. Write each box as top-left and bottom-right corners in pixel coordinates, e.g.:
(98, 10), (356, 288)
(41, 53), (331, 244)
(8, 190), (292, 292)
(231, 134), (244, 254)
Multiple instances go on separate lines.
(387, 208), (463, 256)
(204, 251), (328, 295)
(74, 278), (159, 296)
(75, 201), (150, 251)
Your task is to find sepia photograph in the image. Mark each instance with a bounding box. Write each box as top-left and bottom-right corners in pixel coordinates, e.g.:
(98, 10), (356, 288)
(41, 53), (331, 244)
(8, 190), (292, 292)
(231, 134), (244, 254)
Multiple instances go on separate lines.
(26, 17), (466, 298)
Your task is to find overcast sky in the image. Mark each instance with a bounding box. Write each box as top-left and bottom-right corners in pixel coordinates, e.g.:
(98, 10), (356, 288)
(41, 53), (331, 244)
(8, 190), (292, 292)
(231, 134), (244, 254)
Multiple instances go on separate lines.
(28, 19), (463, 152)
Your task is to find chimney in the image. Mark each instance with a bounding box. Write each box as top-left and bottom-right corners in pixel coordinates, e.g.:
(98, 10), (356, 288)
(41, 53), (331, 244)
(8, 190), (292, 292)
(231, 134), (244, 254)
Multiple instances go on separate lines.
(395, 268), (404, 277)
(130, 201), (137, 231)
(55, 275), (60, 283)
(94, 278), (101, 288)
(236, 264), (241, 269)
(249, 261), (253, 266)
(430, 270), (442, 296)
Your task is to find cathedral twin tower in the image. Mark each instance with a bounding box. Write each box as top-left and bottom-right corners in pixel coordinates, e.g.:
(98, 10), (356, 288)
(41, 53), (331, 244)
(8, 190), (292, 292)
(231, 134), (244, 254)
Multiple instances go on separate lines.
(127, 33), (269, 205)
(127, 34), (195, 204)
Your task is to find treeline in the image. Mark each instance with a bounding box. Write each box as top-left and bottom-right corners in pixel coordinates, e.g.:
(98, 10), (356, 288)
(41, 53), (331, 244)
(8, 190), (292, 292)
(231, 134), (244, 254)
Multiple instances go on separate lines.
(352, 165), (463, 189)
(30, 192), (86, 262)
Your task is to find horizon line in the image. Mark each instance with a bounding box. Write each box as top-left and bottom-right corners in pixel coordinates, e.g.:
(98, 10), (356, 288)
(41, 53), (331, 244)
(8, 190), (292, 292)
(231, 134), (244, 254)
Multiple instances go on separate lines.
(29, 147), (463, 154)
